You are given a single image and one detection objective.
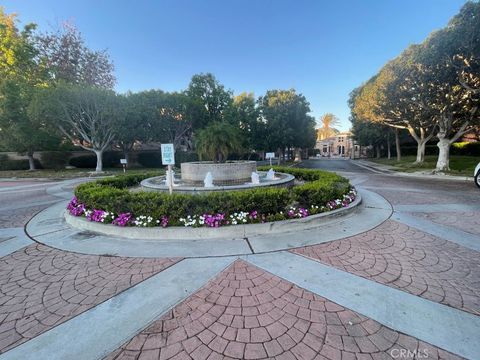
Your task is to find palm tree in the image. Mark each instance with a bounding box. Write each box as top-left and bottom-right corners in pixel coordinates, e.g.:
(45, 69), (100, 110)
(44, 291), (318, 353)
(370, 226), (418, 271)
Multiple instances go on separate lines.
(195, 122), (244, 162)
(317, 113), (340, 140)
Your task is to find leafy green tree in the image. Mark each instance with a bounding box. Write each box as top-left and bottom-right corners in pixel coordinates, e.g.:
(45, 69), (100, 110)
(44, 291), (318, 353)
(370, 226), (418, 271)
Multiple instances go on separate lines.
(185, 73), (233, 129)
(31, 83), (119, 172)
(0, 8), (57, 170)
(113, 93), (150, 165)
(154, 92), (192, 150)
(225, 92), (266, 154)
(412, 1), (480, 171)
(351, 51), (436, 164)
(195, 122), (243, 163)
(258, 89), (315, 161)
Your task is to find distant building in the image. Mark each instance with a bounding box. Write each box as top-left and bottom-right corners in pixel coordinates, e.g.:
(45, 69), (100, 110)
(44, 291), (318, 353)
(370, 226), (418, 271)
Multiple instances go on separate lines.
(315, 131), (354, 157)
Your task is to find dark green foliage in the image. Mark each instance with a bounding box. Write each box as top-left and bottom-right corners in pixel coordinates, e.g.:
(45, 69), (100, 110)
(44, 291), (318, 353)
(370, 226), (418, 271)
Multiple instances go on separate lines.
(75, 167), (351, 224)
(451, 142), (480, 156)
(137, 151), (163, 168)
(69, 151), (122, 169)
(259, 166), (350, 206)
(0, 154), (42, 170)
(40, 151), (71, 170)
(175, 151), (198, 165)
(69, 154), (97, 168)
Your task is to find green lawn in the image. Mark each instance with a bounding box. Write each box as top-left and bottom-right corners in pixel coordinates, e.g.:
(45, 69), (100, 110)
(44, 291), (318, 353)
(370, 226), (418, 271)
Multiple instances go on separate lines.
(0, 167), (164, 180)
(370, 155), (479, 176)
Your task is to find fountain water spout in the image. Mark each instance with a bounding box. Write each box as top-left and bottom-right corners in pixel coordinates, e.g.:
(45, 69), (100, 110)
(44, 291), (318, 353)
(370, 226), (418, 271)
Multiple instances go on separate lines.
(204, 172), (214, 187)
(251, 172), (260, 184)
(266, 168), (276, 181)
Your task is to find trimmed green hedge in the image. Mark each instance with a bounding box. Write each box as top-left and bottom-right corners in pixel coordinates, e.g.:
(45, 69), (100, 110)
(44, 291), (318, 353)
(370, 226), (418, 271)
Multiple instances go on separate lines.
(75, 167), (351, 225)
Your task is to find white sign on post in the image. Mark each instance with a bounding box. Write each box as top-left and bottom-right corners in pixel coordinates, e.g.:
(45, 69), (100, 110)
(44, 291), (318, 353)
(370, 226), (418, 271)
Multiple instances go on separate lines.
(266, 152), (275, 166)
(161, 144), (175, 165)
(161, 144), (175, 194)
(120, 159), (127, 164)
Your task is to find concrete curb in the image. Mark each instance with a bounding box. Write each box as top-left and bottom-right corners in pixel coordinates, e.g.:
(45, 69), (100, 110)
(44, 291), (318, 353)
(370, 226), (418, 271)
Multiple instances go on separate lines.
(25, 189), (393, 257)
(64, 193), (362, 240)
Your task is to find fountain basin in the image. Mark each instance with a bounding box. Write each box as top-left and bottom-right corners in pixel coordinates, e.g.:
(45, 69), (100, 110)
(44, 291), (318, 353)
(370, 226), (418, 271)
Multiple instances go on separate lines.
(181, 161), (256, 185)
(140, 171), (295, 193)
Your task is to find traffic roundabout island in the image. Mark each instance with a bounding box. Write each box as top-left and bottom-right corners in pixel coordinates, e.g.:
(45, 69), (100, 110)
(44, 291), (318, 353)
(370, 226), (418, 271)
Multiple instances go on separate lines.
(25, 166), (393, 258)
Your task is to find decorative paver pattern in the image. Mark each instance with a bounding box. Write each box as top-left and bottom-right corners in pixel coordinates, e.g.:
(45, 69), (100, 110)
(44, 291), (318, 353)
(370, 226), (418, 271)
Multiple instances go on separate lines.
(0, 205), (52, 229)
(0, 244), (181, 353)
(410, 211), (480, 236)
(105, 260), (460, 360)
(292, 220), (480, 315)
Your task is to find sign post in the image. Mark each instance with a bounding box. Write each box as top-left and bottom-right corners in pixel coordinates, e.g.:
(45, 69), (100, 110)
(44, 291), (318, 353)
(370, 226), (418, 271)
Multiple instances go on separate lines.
(120, 159), (127, 173)
(266, 152), (275, 167)
(161, 144), (175, 195)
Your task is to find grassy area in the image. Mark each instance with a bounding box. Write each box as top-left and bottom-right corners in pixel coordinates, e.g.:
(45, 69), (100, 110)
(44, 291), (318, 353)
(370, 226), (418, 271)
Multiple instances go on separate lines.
(370, 155), (478, 176)
(0, 167), (164, 180)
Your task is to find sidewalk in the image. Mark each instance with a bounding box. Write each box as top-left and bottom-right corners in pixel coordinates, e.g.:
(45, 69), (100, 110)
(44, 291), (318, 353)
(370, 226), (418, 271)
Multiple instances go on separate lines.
(356, 159), (474, 182)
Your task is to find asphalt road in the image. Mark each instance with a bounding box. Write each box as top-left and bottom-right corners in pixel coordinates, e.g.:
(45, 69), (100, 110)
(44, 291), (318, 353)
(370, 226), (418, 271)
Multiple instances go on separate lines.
(301, 158), (375, 173)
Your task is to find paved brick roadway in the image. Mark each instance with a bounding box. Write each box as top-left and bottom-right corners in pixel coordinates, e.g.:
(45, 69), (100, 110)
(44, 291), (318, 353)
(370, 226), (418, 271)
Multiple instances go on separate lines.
(0, 244), (180, 353)
(409, 211), (480, 236)
(1, 170), (479, 359)
(292, 220), (480, 316)
(106, 260), (460, 360)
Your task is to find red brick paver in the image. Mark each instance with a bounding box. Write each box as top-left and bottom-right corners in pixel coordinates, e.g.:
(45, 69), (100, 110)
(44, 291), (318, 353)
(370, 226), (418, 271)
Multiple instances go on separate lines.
(292, 220), (480, 315)
(0, 244), (181, 353)
(105, 260), (460, 360)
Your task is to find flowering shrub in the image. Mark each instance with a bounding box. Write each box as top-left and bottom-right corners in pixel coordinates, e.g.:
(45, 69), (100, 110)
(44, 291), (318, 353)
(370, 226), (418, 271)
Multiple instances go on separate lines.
(112, 213), (132, 226)
(67, 197), (85, 216)
(66, 187), (357, 228)
(133, 215), (155, 227)
(85, 209), (115, 223)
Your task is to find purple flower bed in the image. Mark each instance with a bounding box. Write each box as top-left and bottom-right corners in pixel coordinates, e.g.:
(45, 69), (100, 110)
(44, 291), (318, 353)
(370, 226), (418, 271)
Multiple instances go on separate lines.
(67, 188), (357, 228)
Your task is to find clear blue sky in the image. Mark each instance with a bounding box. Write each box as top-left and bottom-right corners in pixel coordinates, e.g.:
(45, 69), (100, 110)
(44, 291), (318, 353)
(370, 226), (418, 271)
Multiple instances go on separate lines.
(3, 0), (467, 131)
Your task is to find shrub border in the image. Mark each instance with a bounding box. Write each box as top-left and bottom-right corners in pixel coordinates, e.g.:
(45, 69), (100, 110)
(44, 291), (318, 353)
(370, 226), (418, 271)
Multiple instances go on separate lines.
(65, 191), (362, 240)
(71, 166), (355, 229)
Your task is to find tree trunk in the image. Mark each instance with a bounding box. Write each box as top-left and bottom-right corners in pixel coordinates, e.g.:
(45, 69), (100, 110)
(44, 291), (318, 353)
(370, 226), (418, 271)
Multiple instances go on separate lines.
(27, 152), (36, 171)
(277, 148), (282, 165)
(375, 145), (381, 159)
(294, 148), (302, 162)
(387, 134), (391, 160)
(395, 128), (401, 161)
(436, 138), (450, 172)
(416, 141), (426, 164)
(94, 149), (104, 172)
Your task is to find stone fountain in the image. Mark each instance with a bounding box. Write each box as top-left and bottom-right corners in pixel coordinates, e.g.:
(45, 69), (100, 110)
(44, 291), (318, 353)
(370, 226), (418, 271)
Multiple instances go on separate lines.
(140, 161), (294, 193)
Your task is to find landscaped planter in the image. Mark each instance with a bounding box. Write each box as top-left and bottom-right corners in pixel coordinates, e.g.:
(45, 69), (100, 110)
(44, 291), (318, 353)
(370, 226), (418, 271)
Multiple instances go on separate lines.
(64, 192), (361, 240)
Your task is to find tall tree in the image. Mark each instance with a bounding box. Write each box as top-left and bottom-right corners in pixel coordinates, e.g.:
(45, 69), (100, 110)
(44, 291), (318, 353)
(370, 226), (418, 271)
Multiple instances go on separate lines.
(0, 8), (57, 170)
(316, 113), (340, 140)
(154, 92), (192, 150)
(35, 22), (115, 88)
(351, 51), (436, 164)
(225, 92), (265, 154)
(113, 93), (150, 164)
(258, 89), (315, 161)
(185, 73), (233, 129)
(413, 1), (480, 171)
(31, 83), (118, 172)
